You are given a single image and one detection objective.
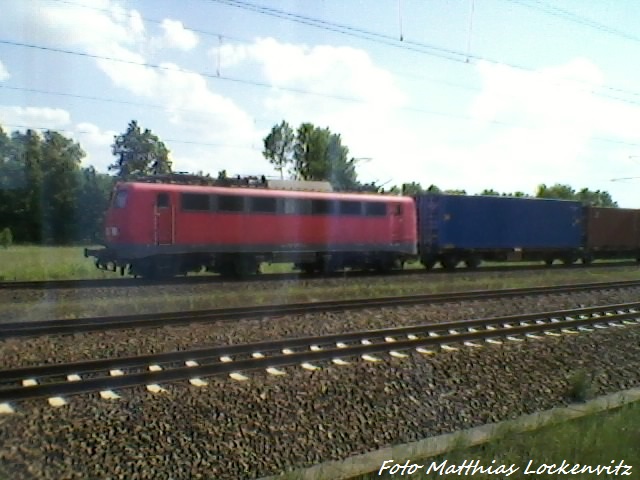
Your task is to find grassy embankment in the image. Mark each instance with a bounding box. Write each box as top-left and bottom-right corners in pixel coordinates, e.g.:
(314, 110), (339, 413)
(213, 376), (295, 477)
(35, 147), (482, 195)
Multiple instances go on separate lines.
(348, 400), (640, 479)
(2, 245), (640, 320)
(0, 245), (635, 282)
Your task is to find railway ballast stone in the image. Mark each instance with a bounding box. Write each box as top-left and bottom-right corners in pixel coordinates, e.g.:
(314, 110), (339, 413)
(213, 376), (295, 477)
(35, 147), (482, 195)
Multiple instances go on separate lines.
(1, 323), (640, 479)
(2, 287), (640, 370)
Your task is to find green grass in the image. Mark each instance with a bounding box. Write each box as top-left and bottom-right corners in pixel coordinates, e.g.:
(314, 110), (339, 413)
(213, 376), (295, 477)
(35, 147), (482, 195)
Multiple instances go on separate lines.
(3, 245), (640, 321)
(352, 401), (640, 480)
(0, 245), (638, 282)
(0, 245), (116, 281)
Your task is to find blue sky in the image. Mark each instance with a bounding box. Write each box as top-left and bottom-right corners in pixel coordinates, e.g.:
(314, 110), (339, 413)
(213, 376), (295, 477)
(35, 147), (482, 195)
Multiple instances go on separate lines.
(2, 0), (640, 207)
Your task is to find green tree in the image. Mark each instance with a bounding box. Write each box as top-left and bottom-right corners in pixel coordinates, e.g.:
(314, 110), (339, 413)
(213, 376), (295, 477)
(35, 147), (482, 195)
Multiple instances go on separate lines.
(536, 183), (617, 206)
(110, 120), (171, 178)
(444, 189), (467, 195)
(11, 129), (44, 242)
(400, 182), (425, 195)
(479, 188), (500, 196)
(536, 183), (576, 200)
(290, 123), (358, 190)
(75, 167), (114, 243)
(576, 188), (617, 207)
(263, 120), (295, 179)
(0, 227), (12, 249)
(0, 128), (24, 240)
(41, 131), (84, 243)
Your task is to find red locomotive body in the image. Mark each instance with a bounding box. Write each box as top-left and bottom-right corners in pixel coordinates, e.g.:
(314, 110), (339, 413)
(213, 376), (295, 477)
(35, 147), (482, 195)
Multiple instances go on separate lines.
(86, 180), (418, 278)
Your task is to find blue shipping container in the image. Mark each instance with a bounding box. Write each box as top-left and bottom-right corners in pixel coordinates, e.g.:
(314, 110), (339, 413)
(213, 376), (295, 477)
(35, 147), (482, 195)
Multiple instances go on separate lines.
(416, 194), (583, 252)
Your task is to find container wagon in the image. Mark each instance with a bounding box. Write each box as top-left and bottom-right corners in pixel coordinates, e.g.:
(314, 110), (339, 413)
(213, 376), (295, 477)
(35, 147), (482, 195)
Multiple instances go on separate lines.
(584, 206), (640, 262)
(415, 194), (584, 269)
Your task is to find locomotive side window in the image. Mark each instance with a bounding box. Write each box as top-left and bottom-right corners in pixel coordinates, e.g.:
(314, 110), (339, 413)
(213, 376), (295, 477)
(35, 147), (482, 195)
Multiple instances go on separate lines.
(249, 196), (277, 213)
(217, 195), (245, 212)
(181, 193), (210, 211)
(364, 202), (387, 216)
(156, 193), (170, 208)
(282, 198), (311, 215)
(340, 201), (362, 215)
(113, 189), (128, 209)
(311, 199), (337, 215)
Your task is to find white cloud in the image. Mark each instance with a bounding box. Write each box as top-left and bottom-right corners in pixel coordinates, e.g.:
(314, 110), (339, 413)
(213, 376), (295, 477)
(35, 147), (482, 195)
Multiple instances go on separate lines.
(73, 122), (118, 170)
(0, 106), (71, 130)
(9, 1), (258, 173)
(213, 37), (406, 108)
(396, 57), (640, 206)
(159, 19), (199, 51)
(0, 60), (9, 81)
(210, 37), (411, 183)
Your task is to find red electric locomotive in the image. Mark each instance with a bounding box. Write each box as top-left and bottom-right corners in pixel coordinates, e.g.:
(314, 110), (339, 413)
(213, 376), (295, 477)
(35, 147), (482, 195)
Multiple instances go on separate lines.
(85, 177), (418, 278)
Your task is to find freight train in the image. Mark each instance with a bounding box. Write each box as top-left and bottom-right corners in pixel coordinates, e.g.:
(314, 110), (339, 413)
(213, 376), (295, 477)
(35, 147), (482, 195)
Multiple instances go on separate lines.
(84, 176), (640, 279)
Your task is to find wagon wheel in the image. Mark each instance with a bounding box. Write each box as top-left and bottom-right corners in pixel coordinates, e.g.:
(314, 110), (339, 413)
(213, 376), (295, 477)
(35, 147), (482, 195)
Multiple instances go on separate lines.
(464, 255), (481, 269)
(440, 255), (459, 270)
(421, 256), (437, 270)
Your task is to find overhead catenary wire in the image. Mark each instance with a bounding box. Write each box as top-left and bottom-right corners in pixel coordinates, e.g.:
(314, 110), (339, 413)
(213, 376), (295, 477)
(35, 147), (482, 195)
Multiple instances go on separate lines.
(2, 39), (640, 149)
(206, 0), (640, 103)
(39, 0), (640, 106)
(3, 1), (640, 158)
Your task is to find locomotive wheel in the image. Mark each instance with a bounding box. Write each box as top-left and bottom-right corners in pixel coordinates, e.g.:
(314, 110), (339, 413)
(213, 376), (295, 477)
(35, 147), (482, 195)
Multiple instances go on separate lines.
(375, 256), (395, 273)
(233, 256), (257, 278)
(132, 258), (177, 279)
(298, 263), (317, 274)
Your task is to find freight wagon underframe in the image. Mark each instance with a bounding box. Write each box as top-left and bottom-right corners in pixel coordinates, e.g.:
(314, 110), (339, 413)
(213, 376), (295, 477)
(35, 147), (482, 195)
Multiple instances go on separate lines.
(418, 247), (640, 270)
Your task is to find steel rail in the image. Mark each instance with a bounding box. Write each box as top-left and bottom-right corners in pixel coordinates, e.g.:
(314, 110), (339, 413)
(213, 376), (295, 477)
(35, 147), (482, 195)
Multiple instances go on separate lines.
(1, 302), (639, 404)
(2, 300), (638, 382)
(2, 279), (640, 340)
(1, 260), (637, 290)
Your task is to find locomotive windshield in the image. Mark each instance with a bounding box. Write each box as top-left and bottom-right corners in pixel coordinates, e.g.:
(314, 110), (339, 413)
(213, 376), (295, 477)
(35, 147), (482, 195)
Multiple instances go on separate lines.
(113, 189), (128, 209)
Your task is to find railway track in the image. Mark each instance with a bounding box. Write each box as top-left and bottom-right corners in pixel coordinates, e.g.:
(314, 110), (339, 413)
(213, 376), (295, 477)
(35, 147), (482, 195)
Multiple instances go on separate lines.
(1, 260), (637, 290)
(2, 279), (640, 340)
(1, 301), (638, 408)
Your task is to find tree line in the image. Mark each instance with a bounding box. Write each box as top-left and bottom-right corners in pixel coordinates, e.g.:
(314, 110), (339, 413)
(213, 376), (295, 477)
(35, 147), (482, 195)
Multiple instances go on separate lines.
(0, 127), (112, 244)
(0, 118), (619, 246)
(0, 120), (174, 245)
(394, 182), (617, 207)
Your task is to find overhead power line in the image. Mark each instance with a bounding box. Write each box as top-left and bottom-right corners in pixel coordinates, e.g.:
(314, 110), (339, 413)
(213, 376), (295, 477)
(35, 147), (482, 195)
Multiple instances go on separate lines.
(505, 0), (640, 45)
(3, 39), (640, 148)
(43, 0), (640, 104)
(206, 0), (640, 102)
(0, 123), (261, 151)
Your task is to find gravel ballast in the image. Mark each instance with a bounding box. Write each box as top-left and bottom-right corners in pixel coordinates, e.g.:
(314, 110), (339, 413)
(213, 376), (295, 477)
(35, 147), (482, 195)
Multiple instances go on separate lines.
(1, 287), (640, 370)
(1, 321), (639, 479)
